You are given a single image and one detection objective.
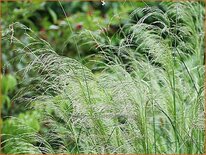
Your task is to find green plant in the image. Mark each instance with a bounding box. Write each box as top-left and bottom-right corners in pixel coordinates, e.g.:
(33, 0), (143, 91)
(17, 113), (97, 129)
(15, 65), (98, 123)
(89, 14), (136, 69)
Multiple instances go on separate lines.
(1, 1), (204, 154)
(2, 75), (17, 109)
(2, 111), (40, 154)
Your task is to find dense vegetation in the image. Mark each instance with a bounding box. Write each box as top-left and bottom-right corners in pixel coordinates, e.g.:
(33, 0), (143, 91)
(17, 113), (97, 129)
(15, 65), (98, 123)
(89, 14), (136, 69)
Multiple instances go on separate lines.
(1, 1), (205, 154)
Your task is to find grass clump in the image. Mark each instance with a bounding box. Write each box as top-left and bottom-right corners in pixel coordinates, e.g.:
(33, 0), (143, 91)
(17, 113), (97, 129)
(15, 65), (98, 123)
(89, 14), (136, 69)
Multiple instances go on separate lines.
(1, 1), (205, 154)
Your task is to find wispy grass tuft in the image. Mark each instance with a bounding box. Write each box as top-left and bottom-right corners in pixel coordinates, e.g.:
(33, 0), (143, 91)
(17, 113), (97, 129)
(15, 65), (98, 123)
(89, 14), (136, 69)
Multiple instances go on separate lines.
(1, 1), (205, 154)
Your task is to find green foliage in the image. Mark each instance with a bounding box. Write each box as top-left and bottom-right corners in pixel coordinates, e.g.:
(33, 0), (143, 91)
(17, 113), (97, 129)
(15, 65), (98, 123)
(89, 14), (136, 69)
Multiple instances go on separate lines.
(2, 75), (17, 109)
(2, 75), (17, 95)
(1, 1), (205, 154)
(2, 111), (41, 154)
(3, 111), (40, 136)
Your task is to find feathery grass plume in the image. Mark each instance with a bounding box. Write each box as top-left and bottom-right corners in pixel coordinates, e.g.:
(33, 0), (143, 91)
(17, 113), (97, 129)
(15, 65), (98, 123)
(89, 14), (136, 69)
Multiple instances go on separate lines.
(1, 1), (205, 154)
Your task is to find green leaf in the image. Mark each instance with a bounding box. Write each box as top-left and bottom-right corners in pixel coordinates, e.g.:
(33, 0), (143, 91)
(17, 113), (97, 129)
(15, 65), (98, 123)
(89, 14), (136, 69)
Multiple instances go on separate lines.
(2, 95), (11, 108)
(48, 8), (57, 23)
(2, 75), (17, 95)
